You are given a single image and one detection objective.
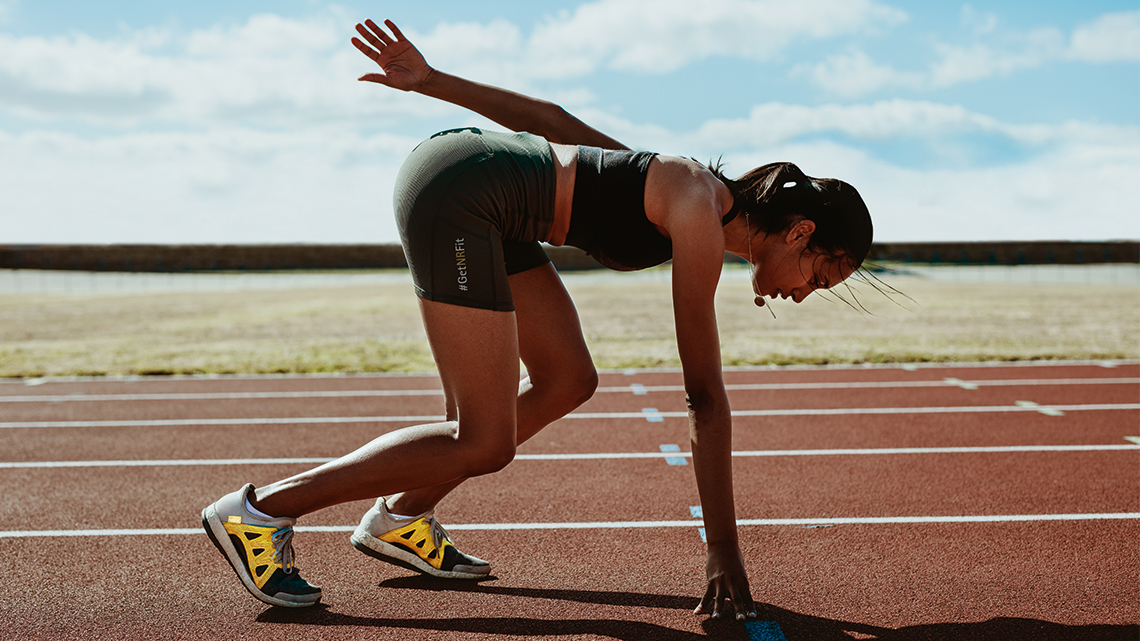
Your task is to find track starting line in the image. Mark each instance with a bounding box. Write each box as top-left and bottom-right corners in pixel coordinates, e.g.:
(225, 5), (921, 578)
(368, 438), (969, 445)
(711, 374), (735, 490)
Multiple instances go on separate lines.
(2, 512), (1137, 539)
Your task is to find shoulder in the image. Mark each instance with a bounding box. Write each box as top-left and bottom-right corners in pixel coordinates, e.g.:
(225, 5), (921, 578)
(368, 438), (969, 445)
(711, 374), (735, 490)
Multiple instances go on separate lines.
(644, 155), (729, 232)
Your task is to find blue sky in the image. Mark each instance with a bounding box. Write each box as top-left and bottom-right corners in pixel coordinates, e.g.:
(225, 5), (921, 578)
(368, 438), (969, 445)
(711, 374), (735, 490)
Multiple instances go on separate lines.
(1, 1), (1137, 244)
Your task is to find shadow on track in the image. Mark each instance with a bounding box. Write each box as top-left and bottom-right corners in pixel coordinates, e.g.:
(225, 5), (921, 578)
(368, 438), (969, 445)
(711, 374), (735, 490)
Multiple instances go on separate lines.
(254, 577), (1139, 640)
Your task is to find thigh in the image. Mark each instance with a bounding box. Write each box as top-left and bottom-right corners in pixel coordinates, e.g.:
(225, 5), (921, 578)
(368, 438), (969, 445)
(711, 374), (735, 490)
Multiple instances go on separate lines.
(508, 263), (593, 384)
(419, 299), (520, 446)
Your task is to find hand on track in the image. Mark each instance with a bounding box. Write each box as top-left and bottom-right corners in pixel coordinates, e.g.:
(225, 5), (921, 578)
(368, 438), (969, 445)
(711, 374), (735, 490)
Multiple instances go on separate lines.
(352, 19), (432, 91)
(694, 542), (757, 621)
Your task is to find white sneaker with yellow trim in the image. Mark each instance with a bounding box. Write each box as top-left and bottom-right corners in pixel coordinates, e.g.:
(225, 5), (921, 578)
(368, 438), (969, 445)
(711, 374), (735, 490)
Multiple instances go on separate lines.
(351, 497), (491, 580)
(202, 484), (322, 607)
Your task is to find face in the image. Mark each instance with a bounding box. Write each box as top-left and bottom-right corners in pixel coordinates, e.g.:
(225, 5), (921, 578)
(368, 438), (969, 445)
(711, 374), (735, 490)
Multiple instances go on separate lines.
(749, 221), (856, 304)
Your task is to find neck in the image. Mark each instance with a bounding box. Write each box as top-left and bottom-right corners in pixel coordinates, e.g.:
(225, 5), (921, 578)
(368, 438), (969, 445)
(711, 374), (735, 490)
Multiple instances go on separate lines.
(723, 213), (763, 262)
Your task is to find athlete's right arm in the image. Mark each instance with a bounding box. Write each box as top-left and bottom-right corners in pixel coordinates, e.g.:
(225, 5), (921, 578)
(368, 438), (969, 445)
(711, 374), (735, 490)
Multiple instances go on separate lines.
(352, 19), (629, 150)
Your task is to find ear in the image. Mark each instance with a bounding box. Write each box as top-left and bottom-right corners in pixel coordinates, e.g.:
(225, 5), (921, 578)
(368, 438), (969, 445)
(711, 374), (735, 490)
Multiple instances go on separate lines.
(783, 219), (816, 245)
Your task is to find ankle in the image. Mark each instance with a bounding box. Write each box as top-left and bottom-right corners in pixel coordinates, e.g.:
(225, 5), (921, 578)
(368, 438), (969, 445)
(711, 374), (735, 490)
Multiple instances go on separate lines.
(386, 493), (435, 519)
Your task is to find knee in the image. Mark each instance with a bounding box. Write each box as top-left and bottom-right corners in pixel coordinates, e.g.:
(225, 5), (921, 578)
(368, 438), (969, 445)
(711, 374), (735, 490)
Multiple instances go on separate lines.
(462, 441), (516, 477)
(557, 359), (597, 409)
(575, 365), (599, 406)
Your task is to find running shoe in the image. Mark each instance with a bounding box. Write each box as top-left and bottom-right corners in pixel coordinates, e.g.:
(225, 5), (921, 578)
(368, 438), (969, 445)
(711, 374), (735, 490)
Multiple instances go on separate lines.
(201, 484), (322, 607)
(350, 497), (491, 580)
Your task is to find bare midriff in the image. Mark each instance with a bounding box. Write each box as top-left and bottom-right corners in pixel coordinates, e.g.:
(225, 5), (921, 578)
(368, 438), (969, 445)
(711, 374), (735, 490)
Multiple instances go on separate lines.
(545, 142), (577, 246)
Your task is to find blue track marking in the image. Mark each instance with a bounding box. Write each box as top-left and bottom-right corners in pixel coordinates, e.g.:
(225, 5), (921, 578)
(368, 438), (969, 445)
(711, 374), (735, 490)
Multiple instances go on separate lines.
(690, 506), (706, 540)
(659, 444), (687, 465)
(745, 620), (788, 640)
(642, 408), (664, 422)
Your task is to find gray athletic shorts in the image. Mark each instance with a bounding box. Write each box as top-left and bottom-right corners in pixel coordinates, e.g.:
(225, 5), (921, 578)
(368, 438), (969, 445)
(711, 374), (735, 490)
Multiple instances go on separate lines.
(393, 128), (556, 311)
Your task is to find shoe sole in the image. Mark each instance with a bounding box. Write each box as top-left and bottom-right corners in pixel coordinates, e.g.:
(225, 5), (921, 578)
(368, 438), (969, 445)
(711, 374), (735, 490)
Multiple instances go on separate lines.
(201, 504), (321, 608)
(350, 529), (490, 580)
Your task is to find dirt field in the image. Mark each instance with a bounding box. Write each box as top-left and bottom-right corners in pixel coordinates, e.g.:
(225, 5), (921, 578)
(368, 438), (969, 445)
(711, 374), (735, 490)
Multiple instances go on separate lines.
(0, 266), (1137, 378)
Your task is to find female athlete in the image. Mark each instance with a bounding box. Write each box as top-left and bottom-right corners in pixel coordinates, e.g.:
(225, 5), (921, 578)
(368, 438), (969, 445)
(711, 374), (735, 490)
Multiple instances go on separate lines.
(202, 18), (873, 621)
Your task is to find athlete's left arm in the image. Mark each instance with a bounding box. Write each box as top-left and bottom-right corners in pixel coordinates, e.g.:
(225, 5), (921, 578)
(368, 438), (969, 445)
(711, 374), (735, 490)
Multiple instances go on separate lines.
(654, 163), (757, 621)
(352, 19), (628, 150)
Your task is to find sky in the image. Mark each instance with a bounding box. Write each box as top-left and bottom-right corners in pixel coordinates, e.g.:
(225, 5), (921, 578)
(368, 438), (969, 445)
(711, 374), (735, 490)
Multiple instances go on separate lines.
(1, 1), (1137, 245)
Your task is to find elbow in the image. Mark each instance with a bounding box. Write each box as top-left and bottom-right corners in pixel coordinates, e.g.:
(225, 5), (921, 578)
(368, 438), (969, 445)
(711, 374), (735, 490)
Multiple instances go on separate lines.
(685, 386), (728, 416)
(533, 104), (576, 143)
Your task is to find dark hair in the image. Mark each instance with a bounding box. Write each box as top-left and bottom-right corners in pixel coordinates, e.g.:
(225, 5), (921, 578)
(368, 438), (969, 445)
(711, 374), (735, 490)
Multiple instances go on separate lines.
(710, 161), (873, 268)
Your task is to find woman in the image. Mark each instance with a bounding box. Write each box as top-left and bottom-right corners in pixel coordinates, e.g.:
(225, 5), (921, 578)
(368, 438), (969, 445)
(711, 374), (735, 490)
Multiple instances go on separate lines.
(202, 18), (872, 621)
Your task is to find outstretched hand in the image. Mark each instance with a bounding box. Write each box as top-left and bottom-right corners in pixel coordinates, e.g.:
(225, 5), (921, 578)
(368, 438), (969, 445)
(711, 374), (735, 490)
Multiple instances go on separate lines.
(695, 542), (757, 621)
(352, 19), (432, 92)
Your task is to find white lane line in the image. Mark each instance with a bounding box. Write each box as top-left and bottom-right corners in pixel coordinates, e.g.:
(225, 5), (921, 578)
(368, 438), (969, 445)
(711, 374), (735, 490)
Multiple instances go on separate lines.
(0, 389), (445, 403)
(3, 512), (1137, 538)
(710, 377), (1140, 391)
(1, 377), (1136, 403)
(943, 378), (979, 390)
(5, 445), (1137, 469)
(1016, 400), (1066, 416)
(2, 403), (1137, 429)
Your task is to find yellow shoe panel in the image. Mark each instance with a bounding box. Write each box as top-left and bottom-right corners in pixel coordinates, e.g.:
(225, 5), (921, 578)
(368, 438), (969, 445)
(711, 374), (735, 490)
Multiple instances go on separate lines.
(377, 519), (454, 570)
(222, 520), (288, 589)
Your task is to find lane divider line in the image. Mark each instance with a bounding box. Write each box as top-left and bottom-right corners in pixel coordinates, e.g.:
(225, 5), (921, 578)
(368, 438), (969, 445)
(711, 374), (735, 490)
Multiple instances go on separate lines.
(5, 444), (1138, 469)
(1016, 400), (1066, 416)
(3, 513), (1137, 539)
(943, 378), (979, 390)
(3, 377), (1137, 404)
(659, 444), (687, 465)
(642, 408), (664, 423)
(3, 403), (1136, 429)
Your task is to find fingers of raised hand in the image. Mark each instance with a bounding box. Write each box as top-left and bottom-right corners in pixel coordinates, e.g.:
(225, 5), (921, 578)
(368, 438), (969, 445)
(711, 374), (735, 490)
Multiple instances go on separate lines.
(384, 19), (407, 42)
(354, 23), (385, 54)
(351, 35), (381, 63)
(363, 19), (395, 46)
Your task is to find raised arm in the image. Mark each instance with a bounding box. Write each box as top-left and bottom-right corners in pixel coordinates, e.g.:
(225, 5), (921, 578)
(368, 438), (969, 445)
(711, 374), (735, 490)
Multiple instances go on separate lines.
(352, 19), (629, 150)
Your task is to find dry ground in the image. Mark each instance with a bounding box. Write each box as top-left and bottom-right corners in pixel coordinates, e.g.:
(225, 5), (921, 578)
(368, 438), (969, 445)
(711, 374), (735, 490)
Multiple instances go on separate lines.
(0, 266), (1137, 378)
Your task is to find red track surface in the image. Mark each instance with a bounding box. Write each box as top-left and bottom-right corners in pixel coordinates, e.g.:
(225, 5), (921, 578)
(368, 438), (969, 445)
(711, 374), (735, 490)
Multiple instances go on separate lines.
(2, 362), (1138, 640)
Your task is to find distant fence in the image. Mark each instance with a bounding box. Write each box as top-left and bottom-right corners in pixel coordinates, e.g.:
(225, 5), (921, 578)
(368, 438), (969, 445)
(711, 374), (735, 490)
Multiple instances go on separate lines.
(0, 241), (1137, 272)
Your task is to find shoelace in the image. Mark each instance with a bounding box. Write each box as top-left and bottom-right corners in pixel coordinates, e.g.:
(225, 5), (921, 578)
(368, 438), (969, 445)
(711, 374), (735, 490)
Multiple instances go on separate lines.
(270, 525), (296, 573)
(428, 518), (449, 550)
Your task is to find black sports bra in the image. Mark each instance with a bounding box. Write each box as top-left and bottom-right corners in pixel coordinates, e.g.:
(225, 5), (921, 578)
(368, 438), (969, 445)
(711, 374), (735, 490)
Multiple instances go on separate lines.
(564, 146), (739, 271)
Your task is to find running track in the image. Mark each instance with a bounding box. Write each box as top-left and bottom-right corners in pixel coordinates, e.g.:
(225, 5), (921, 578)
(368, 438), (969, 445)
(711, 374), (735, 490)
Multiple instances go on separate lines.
(1, 361), (1137, 640)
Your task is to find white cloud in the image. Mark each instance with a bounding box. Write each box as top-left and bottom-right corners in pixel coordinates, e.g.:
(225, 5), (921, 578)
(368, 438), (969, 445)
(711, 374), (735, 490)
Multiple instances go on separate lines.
(669, 100), (1037, 152)
(0, 127), (420, 243)
(5, 98), (1133, 244)
(522, 0), (906, 77)
(0, 2), (913, 126)
(797, 50), (922, 97)
(802, 9), (1139, 97)
(1, 6), (1135, 245)
(0, 13), (456, 127)
(1069, 10), (1140, 63)
(959, 5), (998, 36)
